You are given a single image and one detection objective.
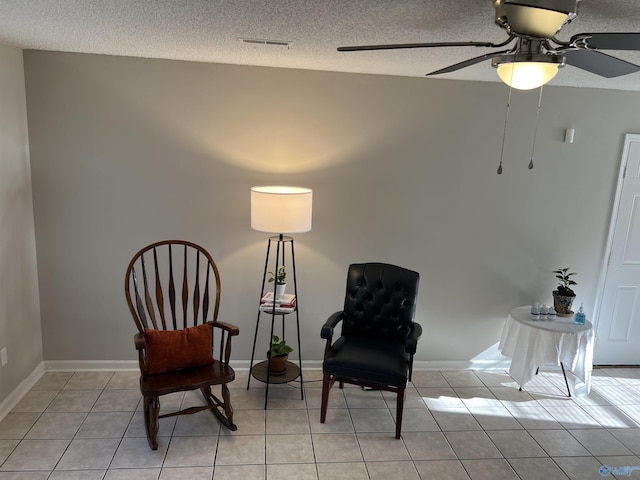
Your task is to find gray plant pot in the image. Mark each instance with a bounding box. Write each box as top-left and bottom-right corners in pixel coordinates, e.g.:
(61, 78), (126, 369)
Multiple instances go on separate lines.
(553, 291), (576, 317)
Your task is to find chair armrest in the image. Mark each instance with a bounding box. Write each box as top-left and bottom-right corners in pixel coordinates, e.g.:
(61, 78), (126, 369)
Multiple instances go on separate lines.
(134, 332), (146, 350)
(321, 311), (344, 340)
(134, 332), (146, 373)
(212, 320), (240, 336)
(405, 322), (422, 355)
(212, 320), (239, 365)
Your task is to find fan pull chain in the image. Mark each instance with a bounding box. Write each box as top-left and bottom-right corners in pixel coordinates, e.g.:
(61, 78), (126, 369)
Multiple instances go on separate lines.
(497, 84), (513, 175)
(528, 85), (544, 170)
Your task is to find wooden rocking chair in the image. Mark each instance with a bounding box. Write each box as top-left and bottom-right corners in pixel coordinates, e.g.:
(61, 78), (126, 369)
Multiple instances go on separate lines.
(125, 240), (239, 450)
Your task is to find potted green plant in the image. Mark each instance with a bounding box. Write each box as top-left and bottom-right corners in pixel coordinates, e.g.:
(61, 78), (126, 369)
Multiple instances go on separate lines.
(552, 267), (577, 317)
(268, 266), (287, 300)
(267, 335), (293, 375)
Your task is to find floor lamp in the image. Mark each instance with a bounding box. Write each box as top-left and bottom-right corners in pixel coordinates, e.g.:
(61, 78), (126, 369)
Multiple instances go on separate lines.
(247, 186), (313, 407)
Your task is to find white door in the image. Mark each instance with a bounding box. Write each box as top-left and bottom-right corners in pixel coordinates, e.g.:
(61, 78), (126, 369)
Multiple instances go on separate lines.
(594, 134), (640, 365)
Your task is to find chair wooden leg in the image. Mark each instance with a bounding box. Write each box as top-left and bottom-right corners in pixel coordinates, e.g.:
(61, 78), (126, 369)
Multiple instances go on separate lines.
(320, 373), (331, 423)
(143, 395), (160, 450)
(221, 384), (237, 430)
(395, 387), (405, 439)
(201, 385), (237, 432)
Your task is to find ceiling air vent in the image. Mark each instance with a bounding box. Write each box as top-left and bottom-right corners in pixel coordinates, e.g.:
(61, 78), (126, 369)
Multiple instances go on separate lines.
(240, 38), (291, 48)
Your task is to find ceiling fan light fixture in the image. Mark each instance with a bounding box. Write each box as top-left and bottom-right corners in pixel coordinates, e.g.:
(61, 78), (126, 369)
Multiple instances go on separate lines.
(494, 0), (580, 38)
(496, 62), (558, 89)
(493, 55), (566, 90)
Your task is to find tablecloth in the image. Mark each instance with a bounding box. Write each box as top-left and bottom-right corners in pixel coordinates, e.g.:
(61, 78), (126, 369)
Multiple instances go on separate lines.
(498, 305), (594, 395)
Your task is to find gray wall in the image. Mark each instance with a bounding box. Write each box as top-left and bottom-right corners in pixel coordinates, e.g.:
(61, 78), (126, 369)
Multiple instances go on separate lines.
(0, 44), (42, 404)
(22, 50), (640, 365)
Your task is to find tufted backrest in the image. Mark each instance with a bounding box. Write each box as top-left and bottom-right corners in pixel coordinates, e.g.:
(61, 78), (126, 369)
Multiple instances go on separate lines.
(341, 263), (420, 344)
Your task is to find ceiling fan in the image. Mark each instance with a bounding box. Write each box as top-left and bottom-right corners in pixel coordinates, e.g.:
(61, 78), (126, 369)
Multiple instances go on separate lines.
(337, 0), (640, 90)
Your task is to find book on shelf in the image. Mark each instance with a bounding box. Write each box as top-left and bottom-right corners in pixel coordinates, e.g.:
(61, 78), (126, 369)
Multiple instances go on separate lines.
(260, 292), (296, 308)
(259, 304), (296, 314)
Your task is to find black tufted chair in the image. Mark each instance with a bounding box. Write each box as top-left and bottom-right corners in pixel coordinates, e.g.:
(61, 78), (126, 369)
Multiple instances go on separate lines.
(320, 262), (421, 439)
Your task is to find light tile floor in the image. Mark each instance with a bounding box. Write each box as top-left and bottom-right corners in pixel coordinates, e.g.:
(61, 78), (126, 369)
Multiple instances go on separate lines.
(1, 367), (640, 479)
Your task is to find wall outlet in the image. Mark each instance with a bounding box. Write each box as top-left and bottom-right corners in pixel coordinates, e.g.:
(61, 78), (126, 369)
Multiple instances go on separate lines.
(0, 347), (7, 367)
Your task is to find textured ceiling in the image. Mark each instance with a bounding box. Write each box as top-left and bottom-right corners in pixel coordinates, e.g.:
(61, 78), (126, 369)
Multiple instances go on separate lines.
(2, 0), (640, 91)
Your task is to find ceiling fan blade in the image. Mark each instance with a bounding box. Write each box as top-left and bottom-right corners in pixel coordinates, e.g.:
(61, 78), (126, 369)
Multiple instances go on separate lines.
(570, 32), (640, 51)
(337, 41), (499, 52)
(563, 49), (640, 78)
(426, 50), (509, 76)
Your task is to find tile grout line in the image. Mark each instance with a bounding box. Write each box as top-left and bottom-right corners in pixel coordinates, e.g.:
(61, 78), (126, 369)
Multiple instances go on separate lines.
(4, 368), (640, 479)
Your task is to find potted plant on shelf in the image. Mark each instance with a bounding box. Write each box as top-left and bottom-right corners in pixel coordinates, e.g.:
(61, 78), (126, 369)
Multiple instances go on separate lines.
(553, 267), (577, 317)
(267, 335), (293, 375)
(268, 266), (287, 300)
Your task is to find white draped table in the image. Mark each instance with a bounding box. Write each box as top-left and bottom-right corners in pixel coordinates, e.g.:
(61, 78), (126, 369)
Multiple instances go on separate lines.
(498, 306), (594, 396)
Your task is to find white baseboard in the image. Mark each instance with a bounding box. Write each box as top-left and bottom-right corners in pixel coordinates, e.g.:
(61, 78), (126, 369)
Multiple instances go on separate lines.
(41, 359), (511, 372)
(0, 362), (45, 422)
(0, 358), (512, 422)
(42, 359), (324, 371)
(414, 359), (512, 371)
(44, 360), (140, 371)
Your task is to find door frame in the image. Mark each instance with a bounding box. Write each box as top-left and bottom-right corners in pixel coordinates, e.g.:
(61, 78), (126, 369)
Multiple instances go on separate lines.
(593, 133), (640, 362)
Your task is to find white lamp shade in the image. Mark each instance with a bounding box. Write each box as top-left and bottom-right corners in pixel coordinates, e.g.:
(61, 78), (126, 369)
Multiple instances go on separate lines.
(251, 186), (313, 233)
(496, 62), (560, 90)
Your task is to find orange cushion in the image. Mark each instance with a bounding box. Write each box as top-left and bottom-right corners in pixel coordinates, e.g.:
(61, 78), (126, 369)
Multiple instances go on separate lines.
(144, 322), (214, 375)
